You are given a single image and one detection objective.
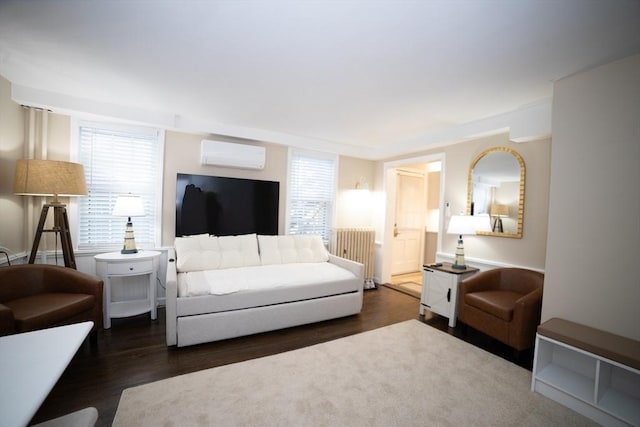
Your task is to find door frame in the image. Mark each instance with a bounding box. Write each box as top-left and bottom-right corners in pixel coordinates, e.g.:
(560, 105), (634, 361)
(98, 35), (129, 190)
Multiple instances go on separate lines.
(380, 152), (446, 285)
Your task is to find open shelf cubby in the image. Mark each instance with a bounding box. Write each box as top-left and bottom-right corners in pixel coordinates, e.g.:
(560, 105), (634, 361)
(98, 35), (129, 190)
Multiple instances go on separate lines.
(532, 334), (640, 427)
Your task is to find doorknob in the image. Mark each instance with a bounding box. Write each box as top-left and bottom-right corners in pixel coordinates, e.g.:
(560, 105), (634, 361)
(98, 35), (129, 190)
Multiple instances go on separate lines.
(393, 223), (399, 237)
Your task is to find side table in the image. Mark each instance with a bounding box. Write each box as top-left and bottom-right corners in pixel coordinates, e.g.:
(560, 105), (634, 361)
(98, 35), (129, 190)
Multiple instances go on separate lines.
(95, 250), (161, 329)
(420, 262), (478, 327)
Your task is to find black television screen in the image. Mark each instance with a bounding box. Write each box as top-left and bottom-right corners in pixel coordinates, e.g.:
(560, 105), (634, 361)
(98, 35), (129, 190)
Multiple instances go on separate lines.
(176, 173), (279, 237)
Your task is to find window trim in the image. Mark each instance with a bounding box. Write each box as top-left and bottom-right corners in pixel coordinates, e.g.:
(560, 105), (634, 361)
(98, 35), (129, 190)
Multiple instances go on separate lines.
(286, 147), (338, 243)
(69, 117), (165, 252)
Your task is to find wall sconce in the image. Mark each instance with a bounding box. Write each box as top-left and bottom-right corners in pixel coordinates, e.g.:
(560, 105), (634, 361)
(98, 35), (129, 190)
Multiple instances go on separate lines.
(355, 177), (368, 190)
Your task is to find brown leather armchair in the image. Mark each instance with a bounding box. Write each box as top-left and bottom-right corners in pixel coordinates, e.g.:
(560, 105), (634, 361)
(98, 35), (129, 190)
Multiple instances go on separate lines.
(0, 264), (103, 337)
(458, 268), (544, 351)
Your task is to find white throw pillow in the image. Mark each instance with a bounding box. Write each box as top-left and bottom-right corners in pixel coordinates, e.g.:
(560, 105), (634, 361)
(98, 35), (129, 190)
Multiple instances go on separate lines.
(293, 235), (329, 263)
(258, 235), (328, 265)
(175, 233), (261, 272)
(174, 234), (221, 272)
(218, 233), (261, 268)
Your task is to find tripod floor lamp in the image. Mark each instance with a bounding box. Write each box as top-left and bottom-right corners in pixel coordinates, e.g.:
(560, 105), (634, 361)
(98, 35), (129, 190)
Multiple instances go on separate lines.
(13, 159), (87, 269)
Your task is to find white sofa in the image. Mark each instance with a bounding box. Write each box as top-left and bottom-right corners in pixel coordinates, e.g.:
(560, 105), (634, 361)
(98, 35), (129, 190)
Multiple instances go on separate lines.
(166, 233), (364, 347)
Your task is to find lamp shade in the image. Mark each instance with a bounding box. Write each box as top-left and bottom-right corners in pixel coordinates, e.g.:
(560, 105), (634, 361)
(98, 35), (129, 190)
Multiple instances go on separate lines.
(13, 159), (87, 199)
(490, 204), (509, 217)
(447, 215), (477, 236)
(112, 195), (145, 217)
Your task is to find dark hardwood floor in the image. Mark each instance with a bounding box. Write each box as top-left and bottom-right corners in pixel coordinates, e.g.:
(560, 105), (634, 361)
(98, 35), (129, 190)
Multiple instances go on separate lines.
(31, 286), (533, 426)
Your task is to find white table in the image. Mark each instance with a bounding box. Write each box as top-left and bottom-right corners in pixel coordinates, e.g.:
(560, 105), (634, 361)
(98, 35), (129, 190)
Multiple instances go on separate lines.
(0, 321), (93, 427)
(95, 251), (161, 329)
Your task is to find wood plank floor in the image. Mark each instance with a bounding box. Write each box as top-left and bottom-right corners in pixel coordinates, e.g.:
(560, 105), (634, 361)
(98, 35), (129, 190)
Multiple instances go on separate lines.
(31, 286), (533, 426)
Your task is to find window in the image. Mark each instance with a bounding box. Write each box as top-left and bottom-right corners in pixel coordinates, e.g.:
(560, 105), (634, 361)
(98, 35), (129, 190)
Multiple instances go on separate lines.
(287, 149), (337, 243)
(75, 121), (164, 250)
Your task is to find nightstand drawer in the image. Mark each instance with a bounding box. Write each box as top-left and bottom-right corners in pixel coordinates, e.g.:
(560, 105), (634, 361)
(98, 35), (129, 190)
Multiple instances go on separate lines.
(107, 260), (153, 276)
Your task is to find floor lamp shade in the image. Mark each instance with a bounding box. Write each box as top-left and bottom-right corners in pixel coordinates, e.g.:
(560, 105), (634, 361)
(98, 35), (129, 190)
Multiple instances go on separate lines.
(490, 203), (509, 232)
(13, 159), (87, 269)
(13, 159), (87, 201)
(113, 195), (145, 254)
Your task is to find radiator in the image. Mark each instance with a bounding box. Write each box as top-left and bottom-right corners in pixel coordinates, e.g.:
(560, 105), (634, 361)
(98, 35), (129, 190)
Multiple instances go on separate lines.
(331, 228), (376, 289)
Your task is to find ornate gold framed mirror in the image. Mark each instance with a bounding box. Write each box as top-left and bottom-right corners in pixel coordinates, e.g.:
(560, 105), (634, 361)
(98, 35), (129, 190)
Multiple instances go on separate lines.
(466, 147), (525, 238)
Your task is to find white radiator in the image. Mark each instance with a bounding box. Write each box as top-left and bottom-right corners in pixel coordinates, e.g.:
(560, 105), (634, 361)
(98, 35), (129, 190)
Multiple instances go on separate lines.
(331, 228), (376, 289)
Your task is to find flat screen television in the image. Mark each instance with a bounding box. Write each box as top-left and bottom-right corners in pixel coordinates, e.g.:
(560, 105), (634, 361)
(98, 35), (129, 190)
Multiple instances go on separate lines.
(176, 173), (279, 237)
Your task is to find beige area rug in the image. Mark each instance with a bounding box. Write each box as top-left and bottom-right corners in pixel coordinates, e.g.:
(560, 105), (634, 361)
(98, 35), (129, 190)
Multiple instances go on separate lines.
(113, 320), (595, 427)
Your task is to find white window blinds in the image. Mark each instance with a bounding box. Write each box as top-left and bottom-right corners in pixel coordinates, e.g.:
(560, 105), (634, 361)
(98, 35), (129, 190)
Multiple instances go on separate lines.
(76, 122), (163, 250)
(287, 149), (337, 243)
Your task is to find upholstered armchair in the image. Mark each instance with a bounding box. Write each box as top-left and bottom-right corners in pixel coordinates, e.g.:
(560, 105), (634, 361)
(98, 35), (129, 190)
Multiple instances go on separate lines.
(457, 268), (544, 351)
(0, 264), (103, 337)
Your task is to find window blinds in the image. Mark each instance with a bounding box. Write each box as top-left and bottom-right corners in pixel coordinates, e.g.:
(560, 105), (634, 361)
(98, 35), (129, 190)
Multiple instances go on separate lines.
(288, 150), (336, 242)
(77, 123), (163, 250)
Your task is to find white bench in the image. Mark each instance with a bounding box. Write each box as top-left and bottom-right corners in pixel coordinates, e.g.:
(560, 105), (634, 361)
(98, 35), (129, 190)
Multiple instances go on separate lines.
(531, 318), (640, 427)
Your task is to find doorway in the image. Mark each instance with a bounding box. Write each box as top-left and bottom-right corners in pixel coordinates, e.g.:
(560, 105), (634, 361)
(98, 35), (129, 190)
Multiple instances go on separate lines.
(391, 170), (425, 276)
(380, 154), (444, 290)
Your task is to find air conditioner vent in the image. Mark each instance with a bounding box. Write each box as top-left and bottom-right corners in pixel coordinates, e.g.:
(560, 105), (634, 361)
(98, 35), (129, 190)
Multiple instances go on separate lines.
(200, 140), (266, 170)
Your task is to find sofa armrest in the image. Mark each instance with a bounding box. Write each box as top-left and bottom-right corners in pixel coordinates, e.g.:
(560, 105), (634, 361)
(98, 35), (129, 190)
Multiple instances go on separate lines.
(328, 254), (364, 289)
(166, 247), (178, 346)
(0, 303), (15, 336)
(513, 288), (543, 321)
(510, 288), (543, 349)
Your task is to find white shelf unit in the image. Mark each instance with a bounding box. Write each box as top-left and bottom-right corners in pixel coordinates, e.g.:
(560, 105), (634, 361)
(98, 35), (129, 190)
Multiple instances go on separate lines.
(532, 334), (640, 427)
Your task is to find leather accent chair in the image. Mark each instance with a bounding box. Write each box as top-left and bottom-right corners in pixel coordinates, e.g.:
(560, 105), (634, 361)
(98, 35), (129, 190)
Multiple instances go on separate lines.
(0, 264), (103, 337)
(457, 268), (544, 351)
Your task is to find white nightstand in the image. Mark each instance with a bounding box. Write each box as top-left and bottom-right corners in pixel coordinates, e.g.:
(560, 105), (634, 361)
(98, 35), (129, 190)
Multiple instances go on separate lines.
(95, 250), (161, 329)
(420, 262), (478, 327)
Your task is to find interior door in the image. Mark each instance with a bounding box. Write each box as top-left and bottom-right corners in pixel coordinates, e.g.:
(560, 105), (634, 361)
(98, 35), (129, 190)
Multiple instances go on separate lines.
(391, 170), (425, 275)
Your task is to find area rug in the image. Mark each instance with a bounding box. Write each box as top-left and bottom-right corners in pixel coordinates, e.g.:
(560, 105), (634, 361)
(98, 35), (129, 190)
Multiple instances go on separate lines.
(113, 320), (595, 426)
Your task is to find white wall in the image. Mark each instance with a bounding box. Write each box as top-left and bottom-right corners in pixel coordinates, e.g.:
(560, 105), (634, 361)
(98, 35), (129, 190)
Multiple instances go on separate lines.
(0, 76), (25, 256)
(542, 54), (640, 340)
(335, 155), (376, 228)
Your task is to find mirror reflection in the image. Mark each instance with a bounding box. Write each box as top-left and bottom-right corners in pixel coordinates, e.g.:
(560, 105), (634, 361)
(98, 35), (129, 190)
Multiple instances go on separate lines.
(467, 147), (525, 238)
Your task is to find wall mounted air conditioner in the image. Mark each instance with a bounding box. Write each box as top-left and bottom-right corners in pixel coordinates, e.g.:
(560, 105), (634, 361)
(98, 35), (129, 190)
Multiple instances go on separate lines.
(200, 140), (266, 170)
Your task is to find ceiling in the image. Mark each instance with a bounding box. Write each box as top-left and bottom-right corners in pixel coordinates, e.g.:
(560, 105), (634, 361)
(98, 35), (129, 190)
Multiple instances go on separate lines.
(1, 0), (639, 159)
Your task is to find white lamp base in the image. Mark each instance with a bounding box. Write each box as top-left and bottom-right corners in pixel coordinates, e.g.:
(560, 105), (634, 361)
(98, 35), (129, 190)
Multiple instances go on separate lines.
(452, 236), (466, 269)
(121, 219), (138, 254)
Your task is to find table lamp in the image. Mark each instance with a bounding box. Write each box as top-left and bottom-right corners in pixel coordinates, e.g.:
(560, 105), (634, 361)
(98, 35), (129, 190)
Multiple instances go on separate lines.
(447, 215), (477, 269)
(113, 194), (145, 254)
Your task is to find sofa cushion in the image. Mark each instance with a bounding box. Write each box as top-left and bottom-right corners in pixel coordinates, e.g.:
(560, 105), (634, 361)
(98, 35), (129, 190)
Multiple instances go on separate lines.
(464, 290), (523, 322)
(5, 293), (95, 333)
(175, 234), (260, 272)
(258, 235), (329, 265)
(217, 234), (261, 269)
